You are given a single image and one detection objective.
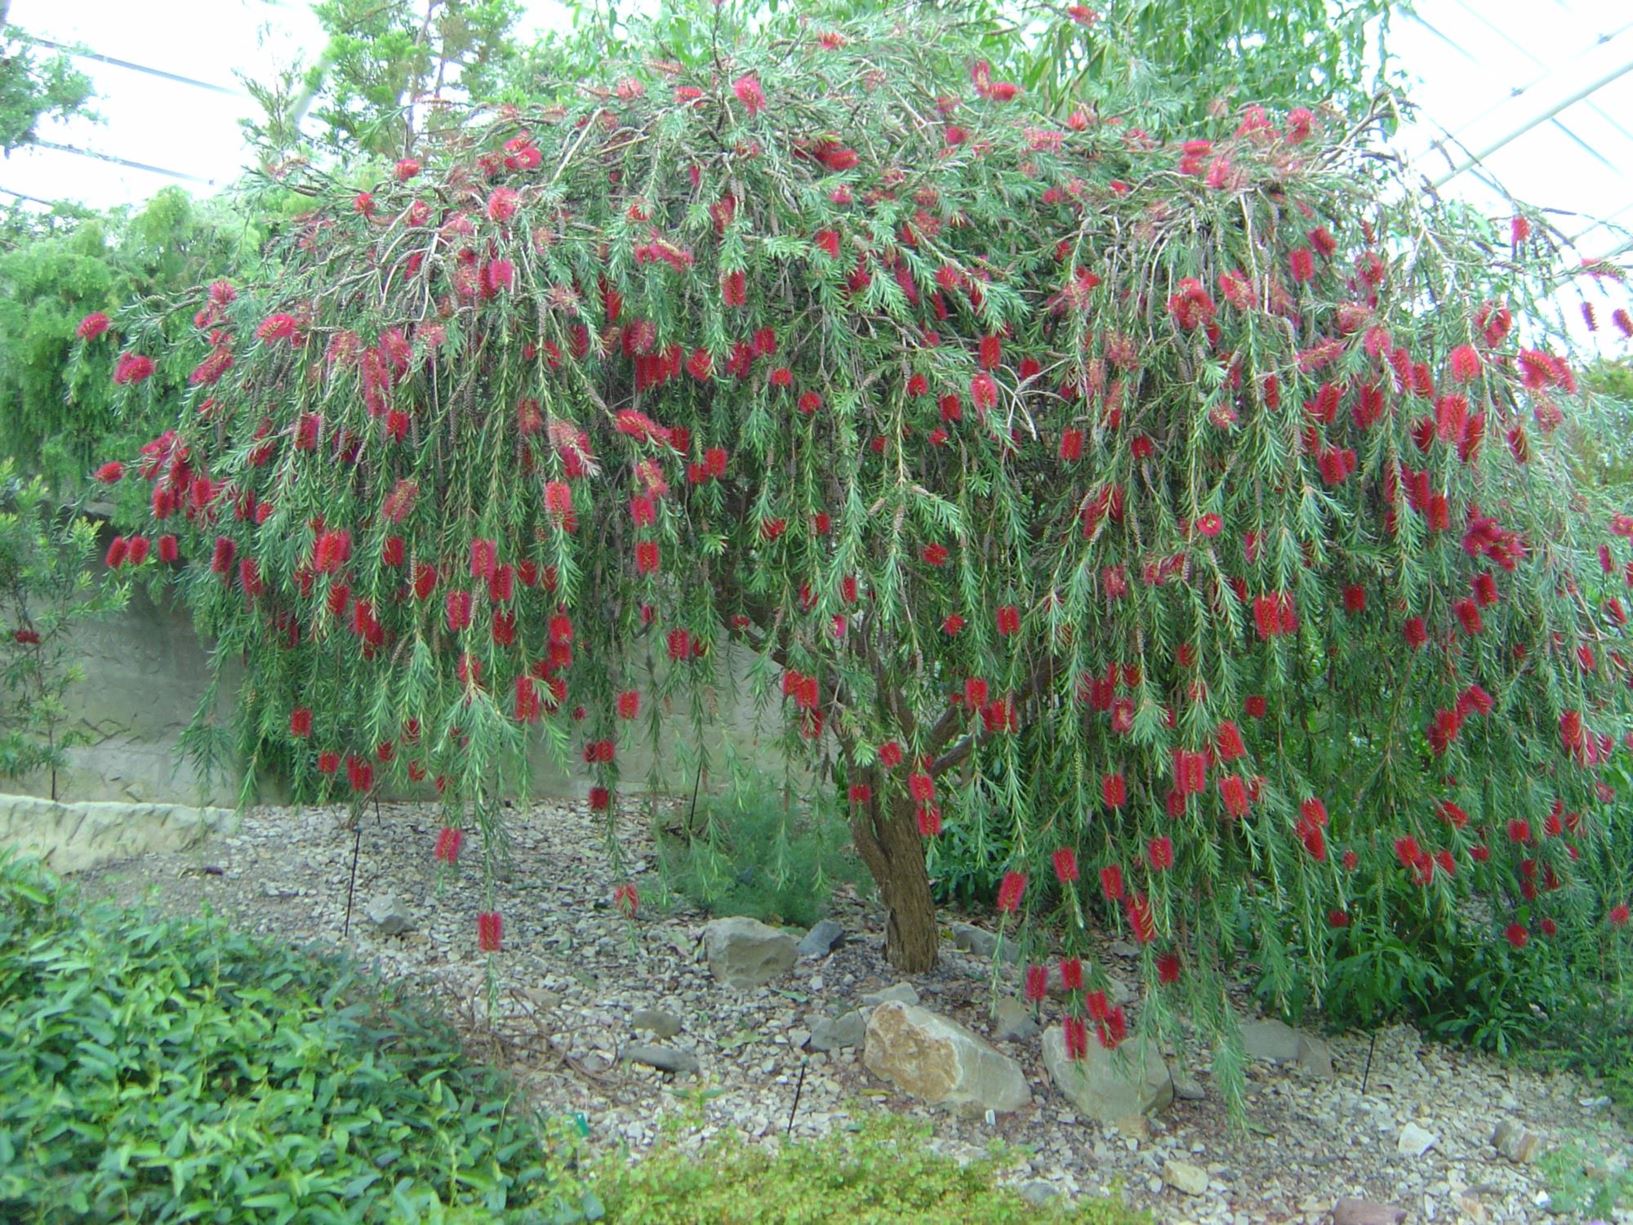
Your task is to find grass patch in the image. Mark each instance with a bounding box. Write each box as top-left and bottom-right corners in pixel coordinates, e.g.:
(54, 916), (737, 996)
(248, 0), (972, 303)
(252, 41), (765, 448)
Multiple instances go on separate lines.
(0, 852), (595, 1223)
(654, 773), (869, 928)
(593, 1113), (1149, 1224)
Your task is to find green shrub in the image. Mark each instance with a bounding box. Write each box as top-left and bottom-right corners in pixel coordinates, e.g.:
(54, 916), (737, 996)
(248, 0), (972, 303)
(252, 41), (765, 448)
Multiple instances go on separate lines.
(1539, 1132), (1633, 1220)
(0, 853), (596, 1223)
(655, 772), (870, 928)
(0, 460), (129, 792)
(593, 1112), (1149, 1224)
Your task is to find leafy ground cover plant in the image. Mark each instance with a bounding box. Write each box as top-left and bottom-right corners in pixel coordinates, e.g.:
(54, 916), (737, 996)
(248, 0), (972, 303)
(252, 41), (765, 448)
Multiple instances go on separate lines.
(0, 852), (595, 1223)
(82, 4), (1633, 1097)
(592, 1111), (1148, 1224)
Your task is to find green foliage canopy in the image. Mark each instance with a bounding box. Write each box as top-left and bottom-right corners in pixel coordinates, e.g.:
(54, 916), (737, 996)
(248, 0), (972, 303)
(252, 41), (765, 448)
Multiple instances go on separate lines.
(87, 9), (1632, 1085)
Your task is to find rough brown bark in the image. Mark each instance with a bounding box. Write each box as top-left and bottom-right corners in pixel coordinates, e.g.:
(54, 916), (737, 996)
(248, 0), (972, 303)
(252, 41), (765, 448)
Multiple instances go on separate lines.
(851, 789), (938, 972)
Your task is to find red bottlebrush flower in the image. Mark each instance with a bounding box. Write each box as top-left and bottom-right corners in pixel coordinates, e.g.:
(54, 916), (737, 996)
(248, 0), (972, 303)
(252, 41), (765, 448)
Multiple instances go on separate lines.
(1243, 695), (1267, 720)
(1540, 916), (1558, 938)
(1403, 616), (1427, 649)
(616, 690), (640, 719)
(908, 772), (935, 803)
(412, 563), (437, 601)
(942, 613), (966, 635)
(995, 604), (1021, 636)
(1448, 344), (1481, 383)
(157, 534), (179, 564)
(477, 911), (503, 953)
(317, 750), (340, 775)
(434, 826), (463, 863)
(1064, 1016), (1089, 1061)
(469, 538), (497, 580)
(486, 187), (520, 224)
(970, 370), (998, 412)
(1157, 952), (1182, 984)
(112, 353), (155, 385)
(1454, 598), (1482, 636)
(1507, 818), (1532, 845)
(848, 782), (872, 807)
(797, 390), (823, 414)
(1289, 247), (1315, 284)
(1098, 864), (1124, 901)
(1146, 836), (1174, 871)
(939, 393), (962, 424)
(445, 590), (473, 633)
(634, 540), (660, 574)
(1024, 963), (1049, 1002)
(1609, 903), (1630, 928)
(732, 73), (766, 115)
(1343, 584), (1366, 615)
(381, 536), (406, 568)
(916, 804), (942, 836)
(1472, 572), (1498, 606)
(290, 707), (313, 738)
(209, 536), (235, 577)
(1219, 775), (1250, 818)
(1510, 215), (1530, 244)
(1215, 720), (1247, 762)
(963, 677), (990, 710)
(1059, 956), (1083, 992)
(77, 311), (111, 340)
(977, 333), (1002, 370)
(1052, 847), (1079, 884)
(347, 756), (374, 793)
(613, 882), (639, 917)
(588, 786), (611, 813)
(995, 870), (1028, 914)
(488, 565), (514, 604)
(104, 536), (130, 569)
(514, 675), (542, 723)
(1059, 429), (1086, 461)
(877, 741), (904, 769)
(1125, 893), (1155, 943)
(922, 542), (950, 566)
(1100, 772), (1126, 809)
(1503, 922), (1528, 950)
(94, 460), (124, 484)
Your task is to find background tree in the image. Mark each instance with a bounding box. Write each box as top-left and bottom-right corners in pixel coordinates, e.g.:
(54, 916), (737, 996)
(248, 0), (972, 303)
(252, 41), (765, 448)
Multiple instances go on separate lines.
(0, 189), (267, 494)
(84, 7), (1632, 1088)
(0, 5), (94, 155)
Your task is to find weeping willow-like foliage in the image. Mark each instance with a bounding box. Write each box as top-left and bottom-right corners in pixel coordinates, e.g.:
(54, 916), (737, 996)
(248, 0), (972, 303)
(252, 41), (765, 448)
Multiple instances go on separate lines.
(85, 8), (1632, 1091)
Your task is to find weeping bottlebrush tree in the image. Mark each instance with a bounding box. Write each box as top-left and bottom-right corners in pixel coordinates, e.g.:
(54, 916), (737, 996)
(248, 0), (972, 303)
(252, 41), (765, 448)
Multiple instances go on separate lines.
(87, 8), (1633, 1062)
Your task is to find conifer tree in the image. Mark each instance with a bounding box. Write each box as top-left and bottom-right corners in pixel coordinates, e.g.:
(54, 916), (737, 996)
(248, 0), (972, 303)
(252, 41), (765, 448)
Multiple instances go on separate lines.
(87, 10), (1632, 1054)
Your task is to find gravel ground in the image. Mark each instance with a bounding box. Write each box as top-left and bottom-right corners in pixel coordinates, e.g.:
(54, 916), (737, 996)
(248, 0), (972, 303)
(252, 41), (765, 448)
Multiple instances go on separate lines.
(73, 799), (1629, 1224)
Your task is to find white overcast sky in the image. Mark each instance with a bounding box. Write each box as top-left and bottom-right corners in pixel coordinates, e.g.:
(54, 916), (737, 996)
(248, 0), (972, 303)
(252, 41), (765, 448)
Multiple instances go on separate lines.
(3, 0), (1629, 341)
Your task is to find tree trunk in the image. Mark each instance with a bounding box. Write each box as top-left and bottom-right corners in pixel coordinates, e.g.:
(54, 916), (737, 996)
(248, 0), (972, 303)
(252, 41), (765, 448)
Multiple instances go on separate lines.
(851, 790), (939, 973)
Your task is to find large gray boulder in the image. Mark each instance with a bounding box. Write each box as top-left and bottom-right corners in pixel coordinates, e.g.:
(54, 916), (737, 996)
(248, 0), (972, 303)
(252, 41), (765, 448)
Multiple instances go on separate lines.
(863, 1001), (1030, 1116)
(1041, 1025), (1173, 1122)
(1241, 1017), (1334, 1079)
(702, 916), (799, 987)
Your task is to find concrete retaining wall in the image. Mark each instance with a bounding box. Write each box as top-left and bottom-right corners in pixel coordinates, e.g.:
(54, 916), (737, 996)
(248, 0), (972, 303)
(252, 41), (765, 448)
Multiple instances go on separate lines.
(6, 558), (782, 809)
(0, 793), (238, 873)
